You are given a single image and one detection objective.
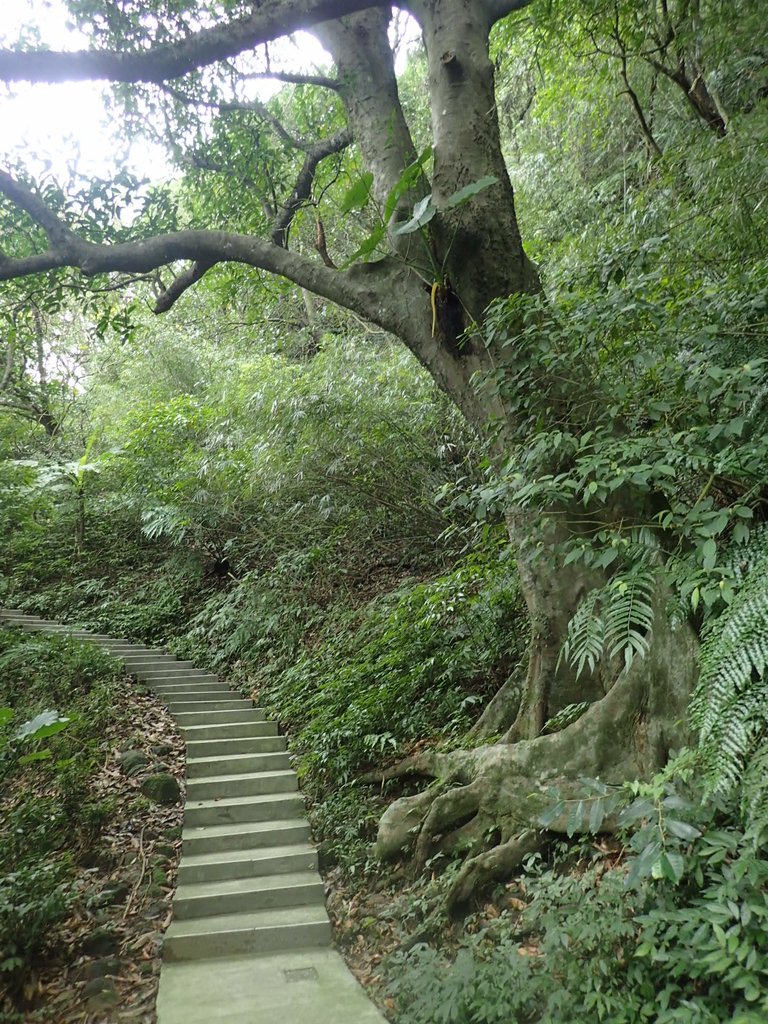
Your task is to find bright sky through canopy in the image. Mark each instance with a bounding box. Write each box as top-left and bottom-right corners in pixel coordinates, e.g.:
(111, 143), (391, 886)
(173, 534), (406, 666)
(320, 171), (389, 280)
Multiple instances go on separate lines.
(0, 0), (349, 182)
(0, 0), (171, 179)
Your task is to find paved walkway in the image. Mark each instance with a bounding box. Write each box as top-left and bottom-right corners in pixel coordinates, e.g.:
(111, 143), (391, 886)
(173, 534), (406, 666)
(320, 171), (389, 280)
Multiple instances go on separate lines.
(0, 609), (387, 1024)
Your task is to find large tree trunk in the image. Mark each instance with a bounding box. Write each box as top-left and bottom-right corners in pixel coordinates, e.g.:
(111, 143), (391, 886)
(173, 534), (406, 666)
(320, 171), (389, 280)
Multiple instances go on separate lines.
(318, 4), (702, 903)
(374, 589), (698, 908)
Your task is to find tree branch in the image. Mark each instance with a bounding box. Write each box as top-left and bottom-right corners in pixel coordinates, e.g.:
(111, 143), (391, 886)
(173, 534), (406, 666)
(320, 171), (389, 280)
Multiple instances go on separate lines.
(155, 260), (215, 313)
(0, 169), (427, 346)
(0, 0), (384, 85)
(239, 69), (339, 91)
(271, 128), (352, 247)
(0, 169), (77, 249)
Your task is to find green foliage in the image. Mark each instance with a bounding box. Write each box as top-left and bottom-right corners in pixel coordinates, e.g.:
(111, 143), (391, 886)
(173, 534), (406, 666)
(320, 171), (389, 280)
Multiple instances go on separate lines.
(389, 795), (768, 1024)
(257, 550), (522, 862)
(267, 551), (521, 784)
(0, 628), (125, 994)
(0, 862), (75, 985)
(691, 528), (768, 822)
(560, 566), (655, 677)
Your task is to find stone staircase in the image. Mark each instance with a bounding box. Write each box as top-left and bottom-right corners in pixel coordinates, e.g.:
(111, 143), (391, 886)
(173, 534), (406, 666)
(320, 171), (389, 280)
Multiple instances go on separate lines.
(0, 609), (386, 1024)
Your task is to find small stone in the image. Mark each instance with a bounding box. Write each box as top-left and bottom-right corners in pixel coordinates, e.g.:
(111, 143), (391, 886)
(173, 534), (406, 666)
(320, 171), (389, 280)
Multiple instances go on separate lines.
(82, 976), (120, 1012)
(140, 773), (181, 805)
(119, 749), (150, 776)
(81, 957), (124, 980)
(88, 881), (131, 909)
(153, 842), (176, 859)
(150, 742), (172, 756)
(81, 926), (121, 957)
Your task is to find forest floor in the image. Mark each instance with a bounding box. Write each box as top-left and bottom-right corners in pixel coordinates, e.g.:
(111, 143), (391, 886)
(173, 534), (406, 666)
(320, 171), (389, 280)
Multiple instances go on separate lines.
(0, 680), (185, 1024)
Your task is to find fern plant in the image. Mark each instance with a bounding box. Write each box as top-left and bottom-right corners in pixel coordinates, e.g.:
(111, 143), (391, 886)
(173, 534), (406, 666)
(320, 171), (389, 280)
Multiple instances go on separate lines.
(560, 566), (656, 678)
(691, 532), (768, 820)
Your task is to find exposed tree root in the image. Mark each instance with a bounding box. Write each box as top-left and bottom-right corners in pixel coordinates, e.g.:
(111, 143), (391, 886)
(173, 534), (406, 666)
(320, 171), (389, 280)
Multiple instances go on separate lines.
(371, 603), (699, 908)
(446, 830), (542, 913)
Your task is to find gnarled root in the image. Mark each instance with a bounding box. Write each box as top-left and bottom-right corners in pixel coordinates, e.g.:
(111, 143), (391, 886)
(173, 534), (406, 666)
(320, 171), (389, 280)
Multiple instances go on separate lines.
(413, 779), (485, 869)
(371, 602), (699, 909)
(446, 830), (542, 913)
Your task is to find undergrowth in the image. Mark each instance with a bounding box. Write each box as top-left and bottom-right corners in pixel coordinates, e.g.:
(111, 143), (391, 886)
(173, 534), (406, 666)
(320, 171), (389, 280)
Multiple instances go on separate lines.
(0, 629), (126, 1001)
(386, 794), (768, 1024)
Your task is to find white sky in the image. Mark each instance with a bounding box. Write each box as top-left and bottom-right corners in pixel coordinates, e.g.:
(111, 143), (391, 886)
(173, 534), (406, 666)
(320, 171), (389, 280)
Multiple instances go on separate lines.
(1, 0), (167, 179)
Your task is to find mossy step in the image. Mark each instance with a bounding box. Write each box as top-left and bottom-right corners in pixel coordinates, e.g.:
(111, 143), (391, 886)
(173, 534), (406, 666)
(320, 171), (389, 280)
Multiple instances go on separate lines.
(174, 871), (324, 920)
(163, 905), (331, 961)
(182, 819), (310, 856)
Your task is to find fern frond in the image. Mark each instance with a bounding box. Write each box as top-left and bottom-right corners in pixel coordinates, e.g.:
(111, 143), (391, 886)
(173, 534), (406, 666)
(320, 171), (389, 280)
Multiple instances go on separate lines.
(560, 568), (656, 678)
(604, 568), (655, 671)
(560, 589), (603, 678)
(692, 552), (768, 809)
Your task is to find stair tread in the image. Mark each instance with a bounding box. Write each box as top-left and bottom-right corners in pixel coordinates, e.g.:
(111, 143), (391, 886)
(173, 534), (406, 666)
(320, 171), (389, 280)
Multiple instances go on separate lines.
(187, 752), (288, 766)
(166, 903), (329, 937)
(181, 842), (316, 866)
(189, 769), (294, 784)
(175, 870), (322, 899)
(187, 791), (302, 809)
(183, 818), (308, 841)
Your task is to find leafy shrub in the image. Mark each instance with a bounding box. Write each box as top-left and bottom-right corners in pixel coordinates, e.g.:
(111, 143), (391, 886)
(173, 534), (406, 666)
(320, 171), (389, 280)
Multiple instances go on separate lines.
(0, 861), (75, 992)
(0, 629), (126, 995)
(266, 550), (523, 787)
(387, 797), (768, 1024)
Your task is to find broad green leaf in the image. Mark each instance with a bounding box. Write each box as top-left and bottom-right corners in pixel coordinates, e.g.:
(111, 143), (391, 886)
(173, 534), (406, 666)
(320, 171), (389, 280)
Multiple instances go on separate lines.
(443, 175), (499, 210)
(341, 223), (386, 267)
(659, 851), (685, 883)
(340, 172), (374, 214)
(625, 839), (662, 887)
(538, 800), (565, 828)
(566, 799), (586, 837)
(393, 194), (436, 236)
(15, 709), (71, 741)
(19, 748), (53, 765)
(665, 818), (702, 841)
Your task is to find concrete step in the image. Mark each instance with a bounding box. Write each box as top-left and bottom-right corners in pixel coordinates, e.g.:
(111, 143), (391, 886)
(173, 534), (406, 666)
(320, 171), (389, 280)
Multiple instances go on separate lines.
(184, 792), (304, 828)
(173, 871), (324, 921)
(166, 698), (252, 714)
(163, 904), (331, 961)
(185, 735), (287, 757)
(186, 751), (290, 778)
(156, 688), (233, 700)
(174, 709), (265, 728)
(186, 770), (298, 802)
(181, 721), (278, 741)
(134, 670), (219, 682)
(153, 682), (231, 693)
(178, 843), (318, 884)
(182, 819), (311, 856)
(120, 657), (194, 669)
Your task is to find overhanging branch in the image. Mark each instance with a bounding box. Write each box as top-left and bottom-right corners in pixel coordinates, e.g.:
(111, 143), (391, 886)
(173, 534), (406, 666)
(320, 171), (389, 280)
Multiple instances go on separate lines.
(0, 169), (422, 340)
(271, 128), (352, 248)
(0, 0), (385, 84)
